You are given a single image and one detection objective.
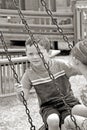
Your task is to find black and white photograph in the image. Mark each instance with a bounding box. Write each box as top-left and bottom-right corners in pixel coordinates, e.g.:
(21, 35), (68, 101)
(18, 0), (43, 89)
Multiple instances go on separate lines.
(0, 0), (87, 130)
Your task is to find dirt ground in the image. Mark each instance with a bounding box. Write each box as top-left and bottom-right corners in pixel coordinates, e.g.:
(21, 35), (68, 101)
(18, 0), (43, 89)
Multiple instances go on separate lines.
(0, 56), (87, 130)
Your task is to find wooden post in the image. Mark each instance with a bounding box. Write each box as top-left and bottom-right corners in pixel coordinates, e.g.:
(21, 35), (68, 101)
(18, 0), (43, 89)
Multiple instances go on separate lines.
(19, 0), (25, 10)
(1, 0), (6, 9)
(67, 0), (71, 7)
(70, 0), (76, 11)
(72, 0), (79, 43)
(25, 0), (39, 10)
(0, 65), (2, 94)
(81, 10), (84, 40)
(76, 8), (81, 42)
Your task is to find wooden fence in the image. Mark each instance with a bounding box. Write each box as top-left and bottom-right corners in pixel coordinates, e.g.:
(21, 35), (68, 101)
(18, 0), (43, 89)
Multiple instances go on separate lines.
(0, 48), (27, 97)
(0, 55), (29, 97)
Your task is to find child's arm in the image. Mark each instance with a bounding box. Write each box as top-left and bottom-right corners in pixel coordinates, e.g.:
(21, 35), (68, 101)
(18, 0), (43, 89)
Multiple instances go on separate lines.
(58, 59), (82, 78)
(15, 83), (30, 102)
(76, 61), (87, 81)
(70, 39), (87, 79)
(71, 57), (87, 80)
(15, 69), (32, 102)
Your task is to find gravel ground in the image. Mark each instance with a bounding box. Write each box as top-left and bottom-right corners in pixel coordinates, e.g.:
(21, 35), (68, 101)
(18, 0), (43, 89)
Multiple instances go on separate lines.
(0, 56), (87, 130)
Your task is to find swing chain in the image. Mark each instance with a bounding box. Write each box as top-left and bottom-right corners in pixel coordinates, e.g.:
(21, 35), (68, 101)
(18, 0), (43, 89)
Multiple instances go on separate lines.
(13, 0), (69, 100)
(21, 91), (36, 130)
(13, 1), (81, 130)
(41, 0), (73, 50)
(0, 32), (19, 83)
(40, 1), (82, 129)
(0, 31), (36, 130)
(13, 0), (56, 83)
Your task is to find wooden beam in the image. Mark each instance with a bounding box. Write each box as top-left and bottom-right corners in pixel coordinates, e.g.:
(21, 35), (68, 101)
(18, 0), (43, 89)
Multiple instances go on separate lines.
(1, 33), (74, 41)
(0, 23), (74, 30)
(0, 9), (73, 17)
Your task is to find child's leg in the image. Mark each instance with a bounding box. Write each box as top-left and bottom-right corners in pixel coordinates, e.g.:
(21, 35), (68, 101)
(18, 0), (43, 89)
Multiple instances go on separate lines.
(72, 104), (87, 117)
(64, 115), (87, 130)
(47, 113), (60, 130)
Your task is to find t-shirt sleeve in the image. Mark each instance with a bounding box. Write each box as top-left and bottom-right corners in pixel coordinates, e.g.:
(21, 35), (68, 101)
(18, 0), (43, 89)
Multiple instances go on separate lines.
(58, 60), (81, 78)
(21, 69), (32, 90)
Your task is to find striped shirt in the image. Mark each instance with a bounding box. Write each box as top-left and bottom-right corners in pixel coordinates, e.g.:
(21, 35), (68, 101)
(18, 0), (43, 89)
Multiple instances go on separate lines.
(21, 59), (80, 107)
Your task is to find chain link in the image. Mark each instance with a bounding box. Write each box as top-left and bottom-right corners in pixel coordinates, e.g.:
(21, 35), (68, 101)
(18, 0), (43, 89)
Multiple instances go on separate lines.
(0, 31), (36, 130)
(20, 91), (36, 130)
(13, 0), (81, 130)
(41, 0), (73, 50)
(40, 1), (81, 129)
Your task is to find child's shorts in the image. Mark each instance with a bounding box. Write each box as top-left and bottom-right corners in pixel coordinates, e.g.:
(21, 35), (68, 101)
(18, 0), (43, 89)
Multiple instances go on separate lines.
(40, 105), (70, 126)
(40, 98), (80, 127)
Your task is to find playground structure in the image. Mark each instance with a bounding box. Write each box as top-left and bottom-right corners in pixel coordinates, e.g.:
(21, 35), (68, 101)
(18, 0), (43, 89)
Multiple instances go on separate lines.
(0, 0), (87, 97)
(0, 7), (74, 50)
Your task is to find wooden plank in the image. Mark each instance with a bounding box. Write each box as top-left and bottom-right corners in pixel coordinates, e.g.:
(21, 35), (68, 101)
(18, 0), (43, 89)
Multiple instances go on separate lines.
(0, 65), (2, 94)
(0, 9), (73, 17)
(1, 33), (74, 41)
(1, 31), (74, 36)
(0, 56), (28, 65)
(2, 65), (6, 94)
(0, 92), (16, 98)
(0, 23), (74, 30)
(0, 48), (25, 53)
(7, 65), (11, 93)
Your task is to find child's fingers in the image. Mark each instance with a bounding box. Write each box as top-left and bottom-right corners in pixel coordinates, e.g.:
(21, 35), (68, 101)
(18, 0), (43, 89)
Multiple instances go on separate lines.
(14, 83), (23, 93)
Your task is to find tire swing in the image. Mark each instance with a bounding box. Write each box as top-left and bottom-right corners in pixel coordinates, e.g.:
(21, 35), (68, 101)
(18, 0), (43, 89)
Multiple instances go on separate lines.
(0, 0), (81, 130)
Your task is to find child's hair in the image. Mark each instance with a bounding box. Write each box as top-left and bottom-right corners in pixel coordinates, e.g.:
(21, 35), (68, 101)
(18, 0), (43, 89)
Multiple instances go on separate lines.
(71, 39), (87, 65)
(25, 35), (50, 52)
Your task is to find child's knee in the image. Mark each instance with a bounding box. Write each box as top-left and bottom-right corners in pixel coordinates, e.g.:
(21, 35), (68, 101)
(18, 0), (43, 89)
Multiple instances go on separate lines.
(47, 113), (60, 127)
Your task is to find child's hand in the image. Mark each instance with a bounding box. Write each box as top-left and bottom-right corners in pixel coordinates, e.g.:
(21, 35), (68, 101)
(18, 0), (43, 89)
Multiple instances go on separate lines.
(14, 83), (23, 94)
(80, 85), (87, 107)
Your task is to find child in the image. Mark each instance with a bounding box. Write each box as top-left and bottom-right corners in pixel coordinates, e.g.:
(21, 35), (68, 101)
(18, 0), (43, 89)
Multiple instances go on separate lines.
(71, 39), (87, 107)
(15, 35), (87, 130)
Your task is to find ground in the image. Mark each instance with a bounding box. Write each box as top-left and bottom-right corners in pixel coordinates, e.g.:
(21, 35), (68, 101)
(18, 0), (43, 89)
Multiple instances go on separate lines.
(0, 56), (87, 130)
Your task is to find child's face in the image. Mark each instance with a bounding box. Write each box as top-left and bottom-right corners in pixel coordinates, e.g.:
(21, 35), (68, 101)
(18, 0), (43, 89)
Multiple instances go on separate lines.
(26, 44), (50, 67)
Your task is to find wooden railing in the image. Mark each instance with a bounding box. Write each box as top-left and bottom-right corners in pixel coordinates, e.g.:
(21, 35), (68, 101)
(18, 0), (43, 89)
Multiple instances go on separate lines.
(0, 48), (26, 59)
(0, 56), (29, 97)
(0, 48), (27, 97)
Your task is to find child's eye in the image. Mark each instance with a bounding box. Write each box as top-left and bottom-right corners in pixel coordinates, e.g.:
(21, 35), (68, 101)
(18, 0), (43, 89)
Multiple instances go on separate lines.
(27, 52), (39, 56)
(28, 53), (33, 56)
